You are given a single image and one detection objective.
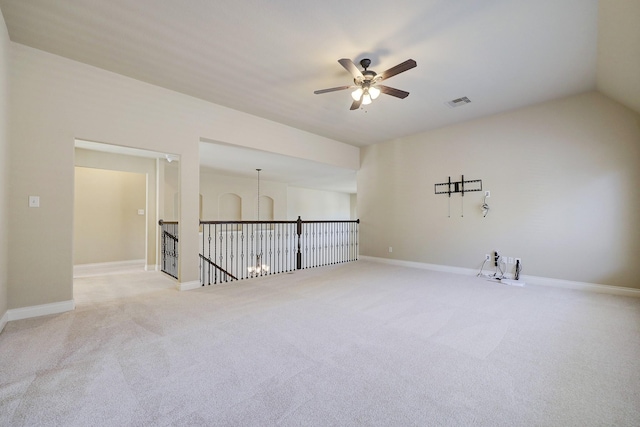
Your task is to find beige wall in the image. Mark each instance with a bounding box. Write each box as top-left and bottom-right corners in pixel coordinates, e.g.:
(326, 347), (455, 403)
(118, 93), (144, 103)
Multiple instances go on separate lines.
(163, 161), (180, 221)
(75, 148), (159, 268)
(287, 187), (353, 220)
(350, 194), (357, 220)
(0, 11), (9, 321)
(7, 42), (357, 310)
(358, 92), (640, 289)
(200, 169), (287, 220)
(200, 169), (354, 222)
(74, 167), (146, 265)
(597, 0), (640, 114)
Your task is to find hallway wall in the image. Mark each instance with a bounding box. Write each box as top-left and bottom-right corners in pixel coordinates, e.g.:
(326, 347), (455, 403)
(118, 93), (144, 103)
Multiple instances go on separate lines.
(74, 167), (146, 265)
(0, 11), (9, 325)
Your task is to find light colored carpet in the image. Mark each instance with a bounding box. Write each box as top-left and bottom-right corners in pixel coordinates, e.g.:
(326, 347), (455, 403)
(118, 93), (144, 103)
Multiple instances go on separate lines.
(1, 261), (639, 426)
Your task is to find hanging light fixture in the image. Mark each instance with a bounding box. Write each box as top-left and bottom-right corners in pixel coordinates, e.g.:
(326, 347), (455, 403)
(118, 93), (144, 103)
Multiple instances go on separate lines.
(351, 87), (363, 101)
(352, 83), (380, 105)
(256, 168), (261, 221)
(248, 168), (270, 276)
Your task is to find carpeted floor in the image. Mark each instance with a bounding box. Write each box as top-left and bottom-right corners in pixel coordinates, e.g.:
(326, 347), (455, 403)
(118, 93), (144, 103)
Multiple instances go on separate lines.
(1, 260), (639, 426)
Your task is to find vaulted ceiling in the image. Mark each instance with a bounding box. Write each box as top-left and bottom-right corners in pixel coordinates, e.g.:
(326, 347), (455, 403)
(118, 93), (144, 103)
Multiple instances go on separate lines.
(2, 0), (625, 148)
(2, 1), (638, 192)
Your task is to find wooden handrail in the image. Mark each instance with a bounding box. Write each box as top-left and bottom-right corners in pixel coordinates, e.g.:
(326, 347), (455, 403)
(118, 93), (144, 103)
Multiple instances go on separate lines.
(299, 219), (360, 224)
(199, 219), (360, 224)
(199, 220), (296, 225)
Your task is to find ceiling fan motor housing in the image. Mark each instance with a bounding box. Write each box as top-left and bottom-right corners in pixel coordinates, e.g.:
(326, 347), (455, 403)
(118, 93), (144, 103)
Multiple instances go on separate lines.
(354, 59), (377, 87)
(360, 59), (377, 81)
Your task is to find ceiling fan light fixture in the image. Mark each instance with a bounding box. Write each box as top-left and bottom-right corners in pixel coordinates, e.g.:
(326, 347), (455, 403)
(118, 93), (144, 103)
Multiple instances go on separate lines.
(314, 58), (416, 110)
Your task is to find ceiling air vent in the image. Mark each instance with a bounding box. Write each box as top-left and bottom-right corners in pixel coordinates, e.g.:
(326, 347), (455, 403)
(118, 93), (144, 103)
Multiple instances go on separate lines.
(446, 96), (471, 108)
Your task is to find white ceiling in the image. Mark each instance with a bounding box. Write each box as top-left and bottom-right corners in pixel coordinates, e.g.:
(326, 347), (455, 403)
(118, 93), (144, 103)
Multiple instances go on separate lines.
(2, 0), (606, 192)
(0, 0), (600, 147)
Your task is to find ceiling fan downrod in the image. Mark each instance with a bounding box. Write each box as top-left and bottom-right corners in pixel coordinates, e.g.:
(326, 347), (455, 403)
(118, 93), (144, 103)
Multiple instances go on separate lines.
(359, 59), (377, 81)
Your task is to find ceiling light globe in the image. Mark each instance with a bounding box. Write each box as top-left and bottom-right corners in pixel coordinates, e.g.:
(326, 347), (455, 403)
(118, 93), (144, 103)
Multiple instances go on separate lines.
(369, 86), (380, 99)
(351, 88), (363, 101)
(362, 94), (372, 105)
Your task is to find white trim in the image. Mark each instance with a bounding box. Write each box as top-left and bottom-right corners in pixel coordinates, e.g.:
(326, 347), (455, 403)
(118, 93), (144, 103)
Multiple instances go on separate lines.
(7, 300), (75, 321)
(177, 280), (201, 291)
(74, 259), (145, 270)
(73, 260), (146, 277)
(145, 264), (158, 272)
(0, 311), (8, 334)
(360, 256), (640, 297)
(521, 274), (640, 297)
(359, 256), (477, 276)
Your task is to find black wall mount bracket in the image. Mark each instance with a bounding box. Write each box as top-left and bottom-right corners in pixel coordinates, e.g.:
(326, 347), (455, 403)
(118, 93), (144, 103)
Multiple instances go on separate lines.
(434, 175), (482, 197)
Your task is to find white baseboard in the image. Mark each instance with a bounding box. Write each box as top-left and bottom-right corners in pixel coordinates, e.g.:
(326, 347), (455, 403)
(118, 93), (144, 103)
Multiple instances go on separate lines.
(177, 280), (201, 291)
(360, 256), (640, 298)
(359, 256), (478, 276)
(521, 274), (640, 297)
(74, 260), (146, 278)
(74, 259), (145, 270)
(0, 310), (8, 334)
(145, 264), (158, 272)
(7, 300), (75, 321)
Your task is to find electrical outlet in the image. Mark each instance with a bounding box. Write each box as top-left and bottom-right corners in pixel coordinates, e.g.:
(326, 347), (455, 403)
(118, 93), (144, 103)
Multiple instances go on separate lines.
(485, 254), (490, 261)
(508, 257), (514, 264)
(484, 191), (490, 198)
(388, 247), (393, 253)
(515, 258), (522, 265)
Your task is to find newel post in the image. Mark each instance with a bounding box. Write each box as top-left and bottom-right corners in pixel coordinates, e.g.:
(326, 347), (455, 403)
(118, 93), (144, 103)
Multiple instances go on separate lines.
(296, 216), (302, 270)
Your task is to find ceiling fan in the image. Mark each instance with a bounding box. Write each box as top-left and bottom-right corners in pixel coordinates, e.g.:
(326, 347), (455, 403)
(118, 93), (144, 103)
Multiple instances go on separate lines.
(314, 58), (417, 110)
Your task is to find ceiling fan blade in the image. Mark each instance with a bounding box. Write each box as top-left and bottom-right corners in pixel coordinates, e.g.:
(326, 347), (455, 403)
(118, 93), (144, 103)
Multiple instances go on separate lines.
(378, 59), (417, 81)
(314, 85), (352, 95)
(377, 85), (410, 99)
(350, 96), (363, 110)
(338, 58), (364, 81)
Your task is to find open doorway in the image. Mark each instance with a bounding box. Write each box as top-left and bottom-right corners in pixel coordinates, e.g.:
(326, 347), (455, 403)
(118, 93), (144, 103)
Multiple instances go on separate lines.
(73, 139), (180, 300)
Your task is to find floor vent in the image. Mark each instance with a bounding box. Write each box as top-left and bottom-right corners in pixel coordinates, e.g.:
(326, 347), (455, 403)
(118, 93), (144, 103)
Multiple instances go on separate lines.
(446, 96), (471, 108)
